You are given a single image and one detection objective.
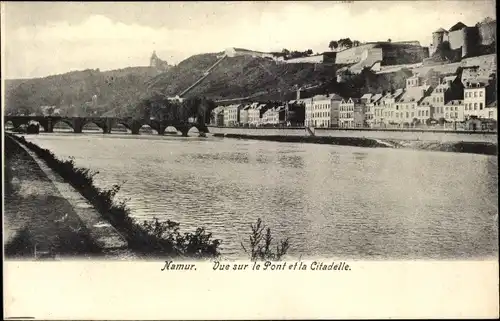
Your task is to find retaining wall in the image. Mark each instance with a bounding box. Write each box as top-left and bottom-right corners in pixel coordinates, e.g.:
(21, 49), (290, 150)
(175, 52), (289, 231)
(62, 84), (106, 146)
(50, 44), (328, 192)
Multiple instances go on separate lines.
(208, 126), (497, 143)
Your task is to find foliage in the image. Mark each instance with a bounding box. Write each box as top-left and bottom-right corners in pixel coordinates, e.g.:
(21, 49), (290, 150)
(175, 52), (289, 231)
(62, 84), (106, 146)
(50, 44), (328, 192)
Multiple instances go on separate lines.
(141, 218), (221, 258)
(329, 40), (338, 50)
(241, 218), (290, 261)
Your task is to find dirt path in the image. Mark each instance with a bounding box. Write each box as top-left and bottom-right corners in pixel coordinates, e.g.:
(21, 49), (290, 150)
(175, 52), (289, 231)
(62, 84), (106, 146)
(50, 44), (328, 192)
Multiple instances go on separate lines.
(4, 135), (103, 259)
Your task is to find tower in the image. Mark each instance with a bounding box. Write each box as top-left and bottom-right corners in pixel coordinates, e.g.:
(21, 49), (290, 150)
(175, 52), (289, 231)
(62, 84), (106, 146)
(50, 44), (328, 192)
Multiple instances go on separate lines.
(150, 50), (158, 67)
(431, 28), (448, 56)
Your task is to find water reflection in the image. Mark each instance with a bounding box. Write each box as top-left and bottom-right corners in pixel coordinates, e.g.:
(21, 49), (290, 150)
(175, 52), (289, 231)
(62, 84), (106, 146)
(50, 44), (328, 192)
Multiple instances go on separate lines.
(21, 133), (498, 259)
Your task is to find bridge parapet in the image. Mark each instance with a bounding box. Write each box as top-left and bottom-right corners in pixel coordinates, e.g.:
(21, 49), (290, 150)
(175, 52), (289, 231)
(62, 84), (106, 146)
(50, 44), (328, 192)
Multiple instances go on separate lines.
(4, 116), (209, 136)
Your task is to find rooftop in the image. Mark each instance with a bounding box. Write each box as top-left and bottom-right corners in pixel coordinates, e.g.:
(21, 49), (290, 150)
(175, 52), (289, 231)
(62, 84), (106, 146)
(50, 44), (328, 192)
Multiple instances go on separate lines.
(445, 99), (464, 105)
(434, 27), (449, 33)
(449, 22), (467, 32)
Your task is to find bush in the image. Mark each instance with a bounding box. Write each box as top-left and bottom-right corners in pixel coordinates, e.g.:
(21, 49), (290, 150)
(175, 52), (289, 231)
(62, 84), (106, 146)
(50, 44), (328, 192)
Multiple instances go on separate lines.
(241, 218), (290, 261)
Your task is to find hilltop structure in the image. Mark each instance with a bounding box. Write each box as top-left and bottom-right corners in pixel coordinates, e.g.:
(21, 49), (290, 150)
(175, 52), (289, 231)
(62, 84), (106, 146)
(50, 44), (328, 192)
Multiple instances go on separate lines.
(150, 51), (171, 71)
(429, 18), (497, 58)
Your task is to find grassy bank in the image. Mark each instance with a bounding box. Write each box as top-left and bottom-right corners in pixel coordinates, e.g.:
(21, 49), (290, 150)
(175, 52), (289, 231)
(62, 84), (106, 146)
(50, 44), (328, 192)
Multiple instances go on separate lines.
(4, 135), (103, 258)
(213, 133), (498, 155)
(8, 134), (221, 259)
(213, 133), (391, 148)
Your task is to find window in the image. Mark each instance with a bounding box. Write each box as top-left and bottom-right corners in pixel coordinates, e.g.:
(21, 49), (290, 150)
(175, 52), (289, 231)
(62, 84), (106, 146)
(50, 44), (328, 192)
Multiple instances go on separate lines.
(479, 91), (483, 97)
(426, 110), (429, 117)
(455, 112), (458, 118)
(474, 103), (477, 110)
(480, 103), (483, 110)
(474, 92), (478, 97)
(445, 113), (448, 118)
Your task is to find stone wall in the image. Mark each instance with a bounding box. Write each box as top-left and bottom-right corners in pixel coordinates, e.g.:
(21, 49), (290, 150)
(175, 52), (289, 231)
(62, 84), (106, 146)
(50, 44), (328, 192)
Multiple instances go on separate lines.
(207, 126), (497, 143)
(479, 21), (497, 45)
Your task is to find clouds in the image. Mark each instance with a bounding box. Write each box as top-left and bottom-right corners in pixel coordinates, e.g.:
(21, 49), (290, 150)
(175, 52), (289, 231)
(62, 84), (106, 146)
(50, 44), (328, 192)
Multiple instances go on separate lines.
(3, 1), (495, 79)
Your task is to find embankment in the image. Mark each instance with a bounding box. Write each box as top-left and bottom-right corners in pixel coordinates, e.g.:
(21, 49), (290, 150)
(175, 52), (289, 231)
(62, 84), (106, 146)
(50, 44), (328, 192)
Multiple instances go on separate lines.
(213, 133), (391, 148)
(7, 133), (221, 259)
(211, 131), (497, 155)
(208, 126), (497, 143)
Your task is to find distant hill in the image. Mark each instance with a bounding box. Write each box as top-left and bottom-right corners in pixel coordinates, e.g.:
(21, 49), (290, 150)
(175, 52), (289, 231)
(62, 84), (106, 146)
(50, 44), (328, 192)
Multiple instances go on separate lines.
(4, 67), (159, 117)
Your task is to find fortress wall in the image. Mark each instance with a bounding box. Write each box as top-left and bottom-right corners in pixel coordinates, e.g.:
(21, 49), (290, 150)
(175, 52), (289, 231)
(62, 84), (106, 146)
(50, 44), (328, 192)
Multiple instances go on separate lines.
(479, 21), (497, 45)
(448, 29), (466, 50)
(334, 44), (377, 64)
(285, 55), (324, 64)
(461, 54), (497, 68)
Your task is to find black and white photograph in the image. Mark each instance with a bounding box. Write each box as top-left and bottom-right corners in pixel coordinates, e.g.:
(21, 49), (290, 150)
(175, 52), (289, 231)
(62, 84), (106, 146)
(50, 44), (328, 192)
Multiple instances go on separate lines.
(2, 0), (498, 319)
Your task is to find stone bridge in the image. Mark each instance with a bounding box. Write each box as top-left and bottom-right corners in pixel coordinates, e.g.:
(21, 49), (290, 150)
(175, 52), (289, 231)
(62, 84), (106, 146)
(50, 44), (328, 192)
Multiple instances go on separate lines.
(4, 116), (209, 136)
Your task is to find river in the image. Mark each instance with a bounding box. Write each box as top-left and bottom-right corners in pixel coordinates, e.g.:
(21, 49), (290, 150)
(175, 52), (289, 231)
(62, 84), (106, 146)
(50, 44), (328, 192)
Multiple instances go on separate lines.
(21, 132), (498, 259)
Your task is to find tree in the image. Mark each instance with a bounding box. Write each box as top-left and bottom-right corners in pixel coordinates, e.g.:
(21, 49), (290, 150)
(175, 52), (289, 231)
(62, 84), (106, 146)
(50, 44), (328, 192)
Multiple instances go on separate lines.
(306, 49), (313, 55)
(353, 40), (361, 47)
(329, 40), (338, 51)
(342, 38), (353, 49)
(387, 38), (392, 42)
(281, 48), (290, 57)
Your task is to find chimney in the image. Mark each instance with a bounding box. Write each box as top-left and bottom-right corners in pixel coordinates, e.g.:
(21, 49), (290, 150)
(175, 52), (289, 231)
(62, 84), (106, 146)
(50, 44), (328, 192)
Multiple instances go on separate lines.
(296, 88), (302, 100)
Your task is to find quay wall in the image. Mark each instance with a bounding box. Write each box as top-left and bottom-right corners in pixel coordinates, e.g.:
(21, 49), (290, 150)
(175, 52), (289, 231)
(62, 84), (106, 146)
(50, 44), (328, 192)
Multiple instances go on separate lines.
(207, 126), (497, 143)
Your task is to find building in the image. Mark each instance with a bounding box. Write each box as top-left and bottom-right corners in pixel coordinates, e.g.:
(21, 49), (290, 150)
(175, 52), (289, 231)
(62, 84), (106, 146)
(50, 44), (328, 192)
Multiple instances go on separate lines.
(429, 19), (497, 57)
(444, 99), (465, 122)
(339, 98), (366, 128)
(463, 79), (494, 118)
(248, 103), (267, 126)
(364, 93), (383, 128)
(376, 89), (405, 127)
(223, 104), (242, 126)
(394, 85), (431, 127)
(305, 93), (343, 128)
(285, 101), (306, 126)
(426, 75), (463, 120)
(481, 100), (497, 120)
(210, 106), (225, 126)
(239, 104), (251, 126)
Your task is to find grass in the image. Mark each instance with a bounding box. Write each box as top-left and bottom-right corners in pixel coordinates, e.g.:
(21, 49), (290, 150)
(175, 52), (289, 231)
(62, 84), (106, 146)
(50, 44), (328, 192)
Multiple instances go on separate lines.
(9, 133), (221, 259)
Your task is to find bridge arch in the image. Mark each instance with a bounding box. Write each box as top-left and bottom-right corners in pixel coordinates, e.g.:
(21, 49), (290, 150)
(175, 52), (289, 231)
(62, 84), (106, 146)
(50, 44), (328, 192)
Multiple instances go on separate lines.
(4, 120), (14, 129)
(165, 126), (179, 135)
(139, 124), (158, 135)
(114, 122), (133, 134)
(52, 119), (75, 131)
(82, 120), (103, 130)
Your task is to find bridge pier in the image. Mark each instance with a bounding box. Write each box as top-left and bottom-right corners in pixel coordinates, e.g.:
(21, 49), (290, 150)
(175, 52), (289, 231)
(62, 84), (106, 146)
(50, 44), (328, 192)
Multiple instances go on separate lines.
(179, 127), (190, 137)
(130, 121), (143, 135)
(157, 125), (167, 135)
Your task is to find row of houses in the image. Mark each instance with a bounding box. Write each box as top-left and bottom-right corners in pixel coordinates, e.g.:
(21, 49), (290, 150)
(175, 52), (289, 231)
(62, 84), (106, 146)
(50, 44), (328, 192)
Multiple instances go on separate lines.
(210, 101), (305, 127)
(211, 72), (497, 129)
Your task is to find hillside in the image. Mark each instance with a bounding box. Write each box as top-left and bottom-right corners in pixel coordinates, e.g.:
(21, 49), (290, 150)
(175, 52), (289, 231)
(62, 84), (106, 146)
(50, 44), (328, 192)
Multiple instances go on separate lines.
(5, 51), (431, 117)
(4, 67), (160, 117)
(148, 53), (346, 101)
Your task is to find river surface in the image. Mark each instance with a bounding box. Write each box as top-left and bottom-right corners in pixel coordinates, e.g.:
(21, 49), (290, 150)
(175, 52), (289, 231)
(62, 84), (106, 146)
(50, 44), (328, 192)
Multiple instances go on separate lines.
(20, 132), (498, 259)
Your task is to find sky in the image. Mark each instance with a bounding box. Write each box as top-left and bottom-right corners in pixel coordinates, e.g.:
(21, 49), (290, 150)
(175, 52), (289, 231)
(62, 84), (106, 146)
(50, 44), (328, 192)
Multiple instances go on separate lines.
(1, 1), (496, 79)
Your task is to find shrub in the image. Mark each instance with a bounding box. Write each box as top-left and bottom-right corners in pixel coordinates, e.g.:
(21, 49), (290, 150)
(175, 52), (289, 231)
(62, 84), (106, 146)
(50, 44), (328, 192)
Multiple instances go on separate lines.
(241, 218), (290, 261)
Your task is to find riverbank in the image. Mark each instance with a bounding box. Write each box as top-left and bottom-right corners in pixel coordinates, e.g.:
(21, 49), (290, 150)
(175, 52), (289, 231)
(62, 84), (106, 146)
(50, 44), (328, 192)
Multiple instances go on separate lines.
(212, 133), (497, 155)
(4, 135), (102, 259)
(7, 133), (222, 259)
